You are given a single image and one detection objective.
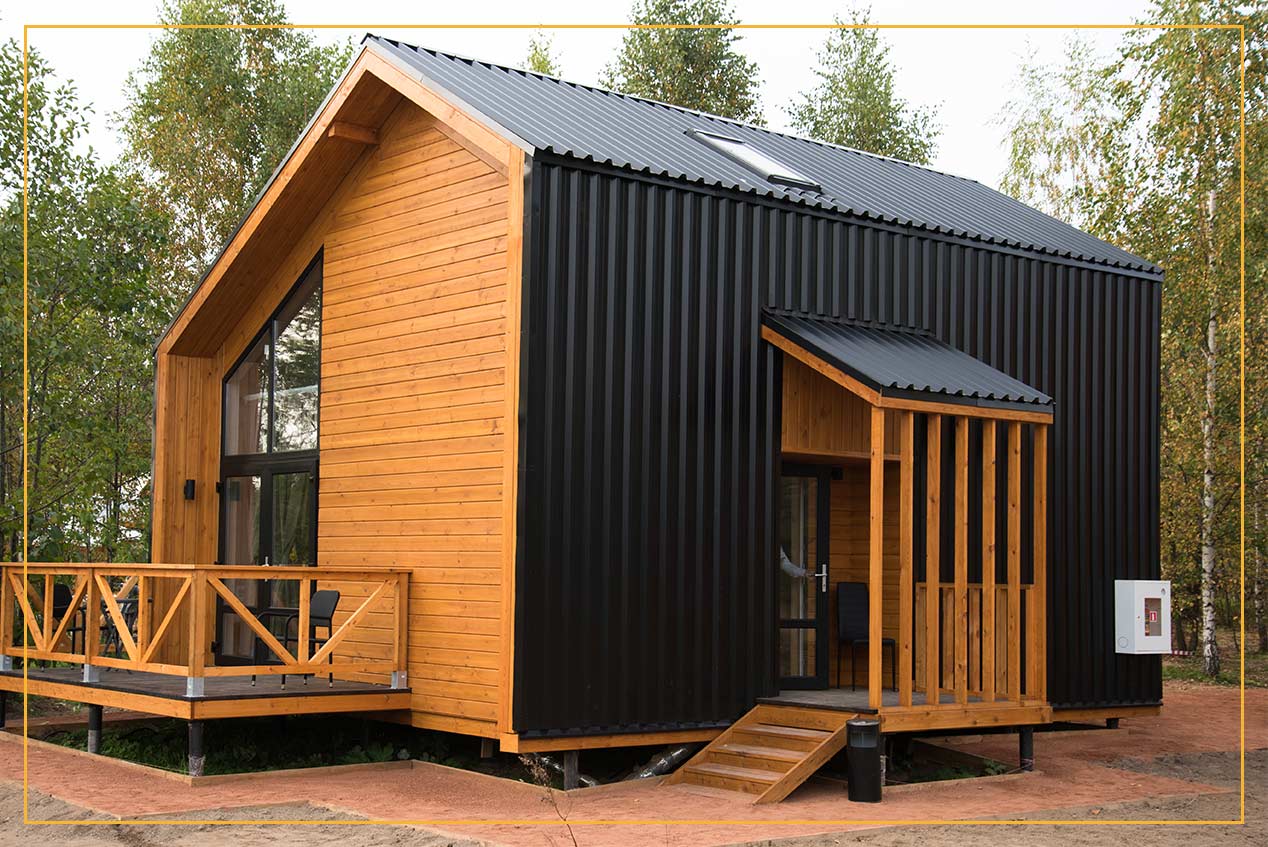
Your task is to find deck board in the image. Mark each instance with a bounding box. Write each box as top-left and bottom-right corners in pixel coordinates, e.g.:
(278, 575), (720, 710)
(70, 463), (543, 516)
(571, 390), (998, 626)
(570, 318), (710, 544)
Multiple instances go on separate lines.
(0, 667), (410, 720)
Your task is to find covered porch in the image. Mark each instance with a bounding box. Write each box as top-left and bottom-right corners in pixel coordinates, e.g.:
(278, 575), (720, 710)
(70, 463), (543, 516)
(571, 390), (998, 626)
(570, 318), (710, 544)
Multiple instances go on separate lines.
(765, 312), (1054, 733)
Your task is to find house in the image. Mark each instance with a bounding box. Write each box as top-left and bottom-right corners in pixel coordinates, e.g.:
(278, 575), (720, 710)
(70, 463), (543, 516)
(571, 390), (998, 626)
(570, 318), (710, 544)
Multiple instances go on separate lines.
(0, 35), (1163, 800)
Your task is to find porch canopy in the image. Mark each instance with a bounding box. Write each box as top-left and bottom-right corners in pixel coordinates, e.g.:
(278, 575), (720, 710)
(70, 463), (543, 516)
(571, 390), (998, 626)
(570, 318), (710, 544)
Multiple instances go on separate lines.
(762, 311), (1053, 719)
(761, 311), (1053, 418)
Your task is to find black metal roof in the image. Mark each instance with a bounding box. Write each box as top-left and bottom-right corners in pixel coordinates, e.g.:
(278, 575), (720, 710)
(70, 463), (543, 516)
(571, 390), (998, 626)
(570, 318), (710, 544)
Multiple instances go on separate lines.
(365, 35), (1160, 276)
(763, 312), (1054, 411)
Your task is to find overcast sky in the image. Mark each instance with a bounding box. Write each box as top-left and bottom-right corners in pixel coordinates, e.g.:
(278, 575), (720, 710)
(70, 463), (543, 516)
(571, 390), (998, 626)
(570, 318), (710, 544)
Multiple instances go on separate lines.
(5, 0), (1156, 191)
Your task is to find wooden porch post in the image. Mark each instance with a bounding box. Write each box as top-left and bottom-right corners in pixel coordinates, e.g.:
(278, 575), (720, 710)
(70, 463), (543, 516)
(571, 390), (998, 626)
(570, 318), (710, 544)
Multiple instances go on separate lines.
(954, 417), (969, 705)
(924, 414), (942, 705)
(1007, 422), (1022, 703)
(1032, 424), (1049, 702)
(898, 411), (914, 707)
(981, 419), (997, 703)
(868, 406), (885, 710)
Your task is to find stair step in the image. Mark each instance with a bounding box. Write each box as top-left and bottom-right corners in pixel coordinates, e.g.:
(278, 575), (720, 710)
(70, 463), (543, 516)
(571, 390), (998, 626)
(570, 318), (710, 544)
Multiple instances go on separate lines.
(743, 722), (832, 741)
(715, 742), (802, 764)
(683, 761), (781, 794)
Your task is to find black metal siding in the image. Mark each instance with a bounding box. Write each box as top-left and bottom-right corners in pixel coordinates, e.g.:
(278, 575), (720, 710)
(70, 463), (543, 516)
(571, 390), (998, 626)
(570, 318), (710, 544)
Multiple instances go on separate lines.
(513, 158), (1161, 736)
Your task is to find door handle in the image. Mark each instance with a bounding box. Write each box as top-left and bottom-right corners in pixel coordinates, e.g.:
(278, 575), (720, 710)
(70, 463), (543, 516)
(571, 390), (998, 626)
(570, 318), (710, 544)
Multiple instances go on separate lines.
(813, 566), (828, 593)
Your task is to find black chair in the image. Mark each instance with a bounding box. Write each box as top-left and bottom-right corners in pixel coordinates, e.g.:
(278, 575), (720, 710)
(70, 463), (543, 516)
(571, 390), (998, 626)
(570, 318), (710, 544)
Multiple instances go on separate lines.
(252, 589), (341, 688)
(99, 596), (138, 660)
(50, 583), (86, 656)
(836, 581), (896, 691)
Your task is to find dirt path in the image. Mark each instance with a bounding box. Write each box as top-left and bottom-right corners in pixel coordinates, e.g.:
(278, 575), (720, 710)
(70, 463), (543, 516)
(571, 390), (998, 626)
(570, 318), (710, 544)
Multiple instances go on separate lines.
(1, 681), (1262, 845)
(761, 748), (1263, 847)
(1, 787), (483, 846)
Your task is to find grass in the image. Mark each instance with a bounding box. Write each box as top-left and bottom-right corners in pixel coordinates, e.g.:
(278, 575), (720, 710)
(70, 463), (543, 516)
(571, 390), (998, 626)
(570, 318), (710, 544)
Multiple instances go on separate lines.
(35, 710), (662, 783)
(38, 714), (519, 777)
(1162, 626), (1268, 688)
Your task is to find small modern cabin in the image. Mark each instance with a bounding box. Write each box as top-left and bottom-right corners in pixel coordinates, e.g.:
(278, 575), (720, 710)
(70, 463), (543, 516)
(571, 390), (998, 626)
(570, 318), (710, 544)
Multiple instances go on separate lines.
(2, 35), (1162, 798)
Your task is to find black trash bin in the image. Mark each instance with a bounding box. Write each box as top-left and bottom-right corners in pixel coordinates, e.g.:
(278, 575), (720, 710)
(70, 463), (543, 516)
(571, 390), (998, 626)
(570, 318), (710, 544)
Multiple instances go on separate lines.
(846, 718), (882, 803)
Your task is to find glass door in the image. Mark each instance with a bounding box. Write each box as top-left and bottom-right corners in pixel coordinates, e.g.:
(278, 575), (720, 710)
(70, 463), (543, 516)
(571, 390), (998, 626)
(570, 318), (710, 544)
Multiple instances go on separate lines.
(777, 464), (830, 689)
(216, 461), (317, 663)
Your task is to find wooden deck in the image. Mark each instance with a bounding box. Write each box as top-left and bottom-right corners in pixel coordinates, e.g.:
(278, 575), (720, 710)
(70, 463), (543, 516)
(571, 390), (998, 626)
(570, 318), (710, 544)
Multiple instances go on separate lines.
(759, 686), (1051, 733)
(0, 666), (411, 720)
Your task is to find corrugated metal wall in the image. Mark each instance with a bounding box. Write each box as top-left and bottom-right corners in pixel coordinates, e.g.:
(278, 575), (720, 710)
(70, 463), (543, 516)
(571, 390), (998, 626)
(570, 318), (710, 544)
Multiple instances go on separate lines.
(513, 157), (1161, 736)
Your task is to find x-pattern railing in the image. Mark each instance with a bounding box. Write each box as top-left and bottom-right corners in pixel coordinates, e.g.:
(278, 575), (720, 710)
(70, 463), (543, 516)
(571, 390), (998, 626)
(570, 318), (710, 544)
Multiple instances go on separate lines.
(0, 563), (410, 689)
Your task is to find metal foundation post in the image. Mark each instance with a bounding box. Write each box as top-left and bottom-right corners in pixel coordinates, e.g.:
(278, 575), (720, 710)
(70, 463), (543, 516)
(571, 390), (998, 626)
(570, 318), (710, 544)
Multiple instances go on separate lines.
(480, 738), (495, 759)
(0, 691), (6, 729)
(87, 704), (102, 754)
(1106, 718), (1120, 729)
(188, 720), (205, 777)
(1019, 727), (1035, 772)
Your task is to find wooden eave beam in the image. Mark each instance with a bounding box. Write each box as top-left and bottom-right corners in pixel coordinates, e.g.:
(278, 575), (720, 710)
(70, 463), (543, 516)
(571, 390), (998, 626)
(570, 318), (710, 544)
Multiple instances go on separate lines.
(327, 120), (379, 145)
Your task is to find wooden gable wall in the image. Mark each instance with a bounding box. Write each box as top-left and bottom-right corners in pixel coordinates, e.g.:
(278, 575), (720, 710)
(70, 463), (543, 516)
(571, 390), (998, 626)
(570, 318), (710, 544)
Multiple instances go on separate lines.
(150, 77), (524, 740)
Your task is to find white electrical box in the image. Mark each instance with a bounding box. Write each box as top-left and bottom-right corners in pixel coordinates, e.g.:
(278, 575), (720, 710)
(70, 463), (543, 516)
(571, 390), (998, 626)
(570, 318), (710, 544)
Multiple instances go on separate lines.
(1114, 580), (1171, 654)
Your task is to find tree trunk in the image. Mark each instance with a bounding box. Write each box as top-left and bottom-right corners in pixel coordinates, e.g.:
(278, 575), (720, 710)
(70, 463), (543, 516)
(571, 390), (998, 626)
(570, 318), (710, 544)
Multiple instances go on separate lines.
(1256, 500), (1266, 653)
(1200, 303), (1220, 677)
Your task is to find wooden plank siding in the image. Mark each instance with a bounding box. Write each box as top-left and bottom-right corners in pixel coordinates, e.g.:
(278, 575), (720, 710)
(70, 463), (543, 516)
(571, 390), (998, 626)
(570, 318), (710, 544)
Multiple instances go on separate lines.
(148, 94), (519, 739)
(781, 357), (899, 461)
(317, 100), (511, 737)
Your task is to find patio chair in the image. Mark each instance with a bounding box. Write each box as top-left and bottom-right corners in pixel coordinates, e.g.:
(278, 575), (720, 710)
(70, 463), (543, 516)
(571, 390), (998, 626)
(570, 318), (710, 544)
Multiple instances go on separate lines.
(251, 589), (341, 689)
(837, 581), (895, 692)
(50, 583), (86, 657)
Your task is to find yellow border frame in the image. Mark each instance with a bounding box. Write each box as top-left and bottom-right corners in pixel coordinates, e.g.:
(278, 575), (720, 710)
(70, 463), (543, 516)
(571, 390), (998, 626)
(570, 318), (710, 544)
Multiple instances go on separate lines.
(19, 19), (1247, 830)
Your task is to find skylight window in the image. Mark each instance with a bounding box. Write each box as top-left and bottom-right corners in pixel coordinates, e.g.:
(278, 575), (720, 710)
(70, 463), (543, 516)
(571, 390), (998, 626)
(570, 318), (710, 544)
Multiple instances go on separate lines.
(688, 129), (821, 192)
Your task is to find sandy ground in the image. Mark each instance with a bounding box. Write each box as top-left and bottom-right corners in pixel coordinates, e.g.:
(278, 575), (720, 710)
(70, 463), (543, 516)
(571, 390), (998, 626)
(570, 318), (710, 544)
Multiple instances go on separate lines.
(2, 789), (483, 846)
(765, 748), (1263, 847)
(0, 681), (1262, 846)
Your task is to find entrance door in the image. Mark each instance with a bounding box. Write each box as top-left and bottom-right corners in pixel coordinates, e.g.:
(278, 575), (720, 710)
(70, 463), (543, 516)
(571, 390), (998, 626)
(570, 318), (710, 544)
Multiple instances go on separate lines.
(777, 464), (830, 689)
(216, 459), (317, 663)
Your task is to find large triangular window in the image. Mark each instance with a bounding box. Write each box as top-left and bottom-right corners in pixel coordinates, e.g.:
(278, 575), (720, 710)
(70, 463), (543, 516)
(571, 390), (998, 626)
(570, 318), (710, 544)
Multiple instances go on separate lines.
(224, 257), (322, 456)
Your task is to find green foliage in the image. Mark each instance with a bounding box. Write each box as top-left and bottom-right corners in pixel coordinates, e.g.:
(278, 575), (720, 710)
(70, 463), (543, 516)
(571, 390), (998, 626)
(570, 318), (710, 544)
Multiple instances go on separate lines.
(999, 0), (1266, 659)
(525, 31), (561, 76)
(787, 9), (940, 164)
(0, 40), (172, 562)
(601, 0), (764, 123)
(120, 0), (353, 284)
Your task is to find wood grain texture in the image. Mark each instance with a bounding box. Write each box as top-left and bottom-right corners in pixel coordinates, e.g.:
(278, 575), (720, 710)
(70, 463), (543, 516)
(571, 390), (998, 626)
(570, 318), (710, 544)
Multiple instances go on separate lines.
(780, 356), (898, 460)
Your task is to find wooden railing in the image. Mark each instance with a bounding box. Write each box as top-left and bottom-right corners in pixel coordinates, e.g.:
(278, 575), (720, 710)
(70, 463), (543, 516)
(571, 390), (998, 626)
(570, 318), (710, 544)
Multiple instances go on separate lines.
(0, 563), (409, 689)
(881, 410), (1049, 712)
(913, 583), (1044, 704)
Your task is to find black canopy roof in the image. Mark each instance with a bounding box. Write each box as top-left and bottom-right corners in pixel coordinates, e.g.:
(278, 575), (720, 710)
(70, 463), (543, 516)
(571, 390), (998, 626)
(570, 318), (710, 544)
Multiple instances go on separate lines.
(763, 312), (1053, 413)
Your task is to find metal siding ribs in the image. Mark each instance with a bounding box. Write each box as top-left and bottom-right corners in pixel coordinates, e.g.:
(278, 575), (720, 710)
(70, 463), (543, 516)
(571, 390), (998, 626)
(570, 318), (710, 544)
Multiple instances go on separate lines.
(512, 161), (1161, 737)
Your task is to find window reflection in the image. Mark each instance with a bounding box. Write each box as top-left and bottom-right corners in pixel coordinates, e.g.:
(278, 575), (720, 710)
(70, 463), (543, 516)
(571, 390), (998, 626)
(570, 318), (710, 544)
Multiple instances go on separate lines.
(222, 261), (321, 455)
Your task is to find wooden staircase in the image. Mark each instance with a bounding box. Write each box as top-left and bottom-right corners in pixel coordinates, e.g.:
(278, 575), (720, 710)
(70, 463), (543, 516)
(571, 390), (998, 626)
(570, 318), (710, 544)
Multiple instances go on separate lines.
(663, 704), (855, 804)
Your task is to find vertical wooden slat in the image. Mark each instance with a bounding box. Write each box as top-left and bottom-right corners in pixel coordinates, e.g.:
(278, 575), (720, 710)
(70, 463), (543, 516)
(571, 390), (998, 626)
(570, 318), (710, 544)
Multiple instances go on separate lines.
(188, 570), (208, 681)
(84, 569), (101, 665)
(298, 577), (312, 663)
(924, 414), (942, 706)
(1007, 421), (1022, 702)
(137, 575), (151, 657)
(42, 574), (54, 648)
(981, 418), (997, 703)
(968, 587), (981, 694)
(899, 411), (915, 707)
(396, 572), (410, 676)
(1033, 424), (1049, 702)
(868, 405), (885, 710)
(954, 417), (969, 704)
(0, 567), (12, 653)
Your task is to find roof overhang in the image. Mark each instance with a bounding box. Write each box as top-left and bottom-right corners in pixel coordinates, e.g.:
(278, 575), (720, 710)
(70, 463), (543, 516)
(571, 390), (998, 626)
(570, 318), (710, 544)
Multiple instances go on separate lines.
(156, 42), (530, 359)
(762, 312), (1054, 424)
